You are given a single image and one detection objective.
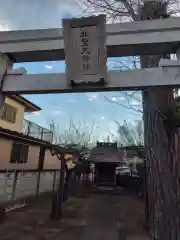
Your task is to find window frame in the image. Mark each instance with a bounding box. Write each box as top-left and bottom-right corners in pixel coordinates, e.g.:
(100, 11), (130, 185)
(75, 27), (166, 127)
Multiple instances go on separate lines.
(0, 103), (17, 123)
(10, 142), (29, 164)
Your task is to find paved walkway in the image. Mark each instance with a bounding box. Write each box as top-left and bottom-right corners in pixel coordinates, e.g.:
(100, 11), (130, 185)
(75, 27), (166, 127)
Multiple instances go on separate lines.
(84, 194), (119, 239)
(0, 192), (150, 240)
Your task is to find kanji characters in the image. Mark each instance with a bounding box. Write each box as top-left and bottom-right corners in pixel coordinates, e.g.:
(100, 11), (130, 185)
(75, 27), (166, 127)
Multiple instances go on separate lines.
(79, 28), (91, 71)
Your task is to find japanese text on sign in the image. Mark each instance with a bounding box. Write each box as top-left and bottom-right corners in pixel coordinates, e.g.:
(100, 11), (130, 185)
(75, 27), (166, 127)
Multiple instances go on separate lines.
(80, 28), (91, 71)
(62, 15), (107, 85)
(68, 24), (102, 76)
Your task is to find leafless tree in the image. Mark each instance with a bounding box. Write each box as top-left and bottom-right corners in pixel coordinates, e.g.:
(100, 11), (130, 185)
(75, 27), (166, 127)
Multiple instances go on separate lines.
(109, 56), (140, 70)
(50, 117), (100, 147)
(81, 0), (180, 20)
(105, 56), (143, 114)
(111, 120), (144, 145)
(104, 91), (142, 114)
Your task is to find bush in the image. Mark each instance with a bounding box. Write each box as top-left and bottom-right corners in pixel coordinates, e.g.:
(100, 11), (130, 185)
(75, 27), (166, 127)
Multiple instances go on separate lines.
(117, 174), (143, 193)
(136, 160), (145, 178)
(128, 161), (135, 175)
(117, 158), (145, 195)
(127, 158), (145, 176)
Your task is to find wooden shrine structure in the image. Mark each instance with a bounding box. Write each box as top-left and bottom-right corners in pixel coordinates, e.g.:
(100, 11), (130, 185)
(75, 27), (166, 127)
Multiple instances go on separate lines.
(88, 142), (124, 187)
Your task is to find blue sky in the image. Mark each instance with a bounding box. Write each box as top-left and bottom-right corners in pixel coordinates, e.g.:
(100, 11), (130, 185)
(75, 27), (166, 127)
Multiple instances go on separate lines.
(1, 0), (142, 139)
(14, 60), (142, 139)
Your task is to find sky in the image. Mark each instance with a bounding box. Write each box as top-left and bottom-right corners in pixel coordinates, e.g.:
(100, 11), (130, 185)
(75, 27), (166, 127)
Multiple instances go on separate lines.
(0, 0), (142, 140)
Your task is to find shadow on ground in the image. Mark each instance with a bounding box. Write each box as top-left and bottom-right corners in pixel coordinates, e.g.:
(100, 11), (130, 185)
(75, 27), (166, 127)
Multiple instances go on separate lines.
(0, 191), (150, 240)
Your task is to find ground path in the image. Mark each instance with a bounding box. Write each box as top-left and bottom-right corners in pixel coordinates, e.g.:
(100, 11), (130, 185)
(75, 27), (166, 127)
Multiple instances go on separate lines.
(0, 191), (150, 240)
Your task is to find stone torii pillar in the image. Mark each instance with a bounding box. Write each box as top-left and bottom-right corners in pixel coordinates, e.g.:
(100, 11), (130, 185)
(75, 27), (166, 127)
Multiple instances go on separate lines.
(0, 54), (13, 106)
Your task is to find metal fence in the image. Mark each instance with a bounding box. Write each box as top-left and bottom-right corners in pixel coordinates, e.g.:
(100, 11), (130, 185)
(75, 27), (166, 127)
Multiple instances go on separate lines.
(22, 119), (53, 143)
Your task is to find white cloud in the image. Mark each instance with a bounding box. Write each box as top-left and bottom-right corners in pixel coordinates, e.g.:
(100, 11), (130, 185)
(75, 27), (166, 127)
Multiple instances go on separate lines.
(0, 0), (82, 30)
(51, 108), (65, 116)
(86, 93), (98, 101)
(101, 116), (105, 120)
(44, 65), (53, 70)
(32, 111), (40, 115)
(29, 98), (37, 103)
(119, 96), (126, 101)
(0, 21), (11, 31)
(111, 97), (117, 102)
(111, 96), (126, 102)
(67, 98), (76, 103)
(51, 110), (61, 116)
(131, 99), (141, 106)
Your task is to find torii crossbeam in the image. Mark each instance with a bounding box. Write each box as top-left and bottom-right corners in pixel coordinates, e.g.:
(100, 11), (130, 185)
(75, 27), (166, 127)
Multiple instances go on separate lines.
(2, 59), (180, 94)
(0, 17), (180, 62)
(0, 16), (180, 94)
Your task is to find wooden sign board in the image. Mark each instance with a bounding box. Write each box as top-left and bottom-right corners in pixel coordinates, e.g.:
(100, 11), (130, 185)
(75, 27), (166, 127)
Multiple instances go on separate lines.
(62, 15), (107, 88)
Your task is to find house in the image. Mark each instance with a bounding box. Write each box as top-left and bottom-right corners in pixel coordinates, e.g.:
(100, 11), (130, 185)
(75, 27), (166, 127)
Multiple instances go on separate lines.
(0, 94), (77, 202)
(0, 95), (59, 170)
(0, 95), (41, 133)
(88, 142), (124, 188)
(0, 94), (77, 171)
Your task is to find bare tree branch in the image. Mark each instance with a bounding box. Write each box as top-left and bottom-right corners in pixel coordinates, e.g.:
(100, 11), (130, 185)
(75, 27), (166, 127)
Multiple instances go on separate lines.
(104, 94), (143, 114)
(109, 119), (144, 145)
(115, 0), (138, 20)
(81, 0), (136, 21)
(49, 118), (99, 147)
(81, 0), (180, 21)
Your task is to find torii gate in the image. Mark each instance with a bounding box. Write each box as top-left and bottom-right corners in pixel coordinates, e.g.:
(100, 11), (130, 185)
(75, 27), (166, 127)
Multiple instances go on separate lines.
(0, 16), (180, 95)
(0, 13), (180, 222)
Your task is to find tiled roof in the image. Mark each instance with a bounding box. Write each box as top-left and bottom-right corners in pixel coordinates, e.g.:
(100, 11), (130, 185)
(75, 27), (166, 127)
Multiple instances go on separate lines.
(87, 145), (124, 163)
(9, 95), (41, 112)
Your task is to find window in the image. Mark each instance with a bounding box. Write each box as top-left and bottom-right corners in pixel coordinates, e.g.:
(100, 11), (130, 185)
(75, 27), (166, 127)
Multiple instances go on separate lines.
(10, 143), (29, 164)
(0, 103), (17, 123)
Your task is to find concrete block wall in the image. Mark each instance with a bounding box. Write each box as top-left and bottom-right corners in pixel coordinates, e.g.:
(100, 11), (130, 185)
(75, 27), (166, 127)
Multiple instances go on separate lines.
(0, 171), (60, 203)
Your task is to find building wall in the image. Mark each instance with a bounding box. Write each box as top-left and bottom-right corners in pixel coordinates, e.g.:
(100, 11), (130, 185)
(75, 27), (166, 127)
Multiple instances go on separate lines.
(0, 138), (77, 202)
(44, 149), (61, 170)
(0, 138), (39, 170)
(0, 97), (25, 133)
(0, 137), (76, 172)
(0, 138), (64, 171)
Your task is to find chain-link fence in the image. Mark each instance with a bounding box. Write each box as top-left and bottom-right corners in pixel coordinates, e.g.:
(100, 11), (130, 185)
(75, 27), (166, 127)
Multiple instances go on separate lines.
(22, 119), (53, 143)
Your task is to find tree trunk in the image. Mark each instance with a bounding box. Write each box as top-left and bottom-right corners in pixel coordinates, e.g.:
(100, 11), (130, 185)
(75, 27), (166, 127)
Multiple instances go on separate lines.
(140, 2), (180, 239)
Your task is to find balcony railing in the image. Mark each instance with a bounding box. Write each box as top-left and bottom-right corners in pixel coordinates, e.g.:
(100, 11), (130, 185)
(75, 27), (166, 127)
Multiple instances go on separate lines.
(22, 119), (53, 143)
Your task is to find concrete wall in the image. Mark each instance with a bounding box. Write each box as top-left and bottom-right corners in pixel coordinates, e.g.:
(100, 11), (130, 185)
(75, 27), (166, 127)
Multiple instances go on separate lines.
(0, 97), (25, 133)
(0, 171), (60, 202)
